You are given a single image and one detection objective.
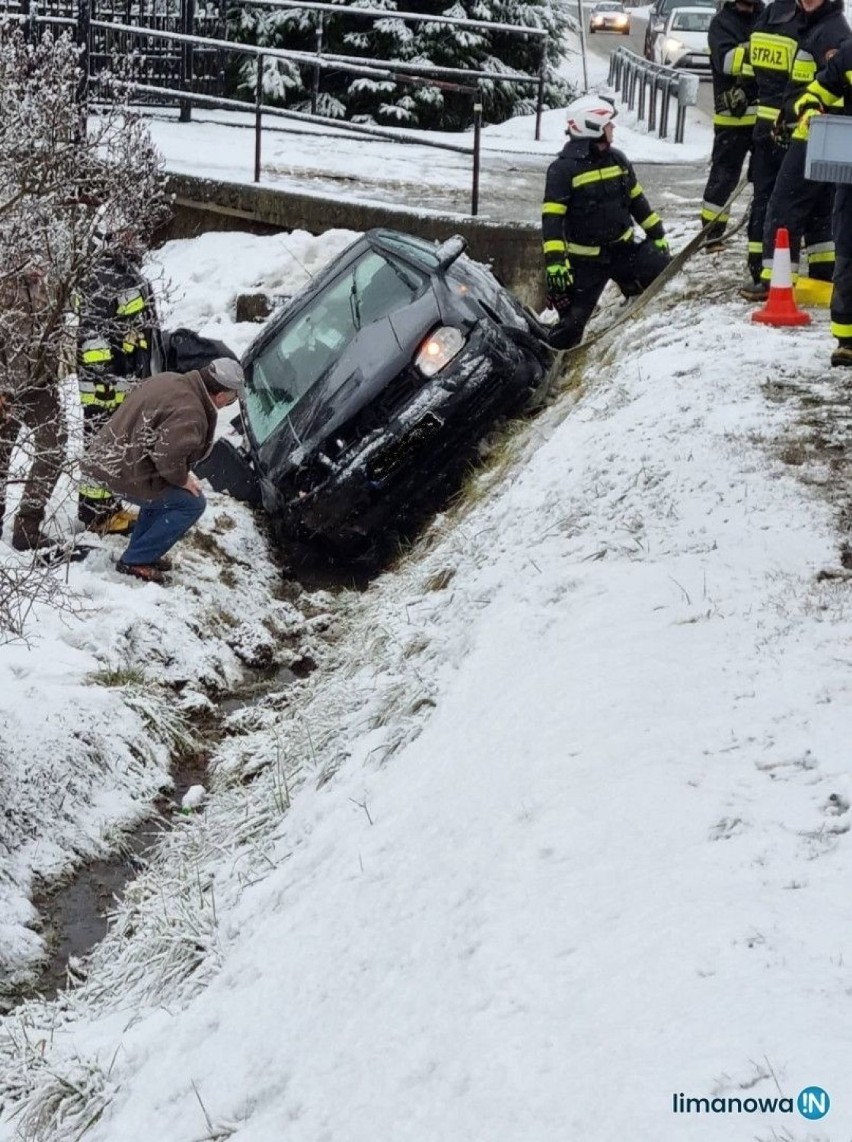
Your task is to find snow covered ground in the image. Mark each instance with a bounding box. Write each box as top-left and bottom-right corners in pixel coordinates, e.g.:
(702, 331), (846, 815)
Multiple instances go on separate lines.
(0, 42), (849, 1142)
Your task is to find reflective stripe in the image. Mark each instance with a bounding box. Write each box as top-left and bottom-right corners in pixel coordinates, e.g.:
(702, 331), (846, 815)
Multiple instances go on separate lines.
(568, 241), (602, 256)
(713, 112), (757, 127)
(566, 227), (633, 257)
(750, 33), (796, 73)
(804, 79), (841, 108)
(80, 393), (120, 408)
(122, 336), (148, 354)
(542, 239), (567, 254)
(639, 212), (662, 230)
(808, 249), (835, 263)
(791, 51), (815, 85)
(80, 337), (112, 365)
(831, 320), (852, 337)
(723, 45), (746, 75)
(748, 240), (763, 254)
(757, 105), (781, 120)
(629, 183), (643, 199)
(115, 288), (145, 316)
(543, 201), (567, 215)
(701, 204), (729, 222)
(78, 483), (114, 500)
(571, 166), (625, 188)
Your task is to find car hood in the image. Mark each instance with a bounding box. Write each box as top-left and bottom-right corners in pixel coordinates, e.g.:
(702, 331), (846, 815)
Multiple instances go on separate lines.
(257, 286), (443, 469)
(668, 31), (708, 49)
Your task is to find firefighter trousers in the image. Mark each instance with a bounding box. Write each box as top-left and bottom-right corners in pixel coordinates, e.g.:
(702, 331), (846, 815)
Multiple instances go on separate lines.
(762, 138), (834, 282)
(701, 127), (756, 246)
(750, 121), (787, 279)
(830, 184), (852, 345)
(548, 239), (671, 351)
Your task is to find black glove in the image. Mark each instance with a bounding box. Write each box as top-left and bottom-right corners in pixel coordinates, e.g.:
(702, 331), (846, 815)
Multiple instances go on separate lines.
(716, 85), (749, 118)
(770, 112), (792, 147)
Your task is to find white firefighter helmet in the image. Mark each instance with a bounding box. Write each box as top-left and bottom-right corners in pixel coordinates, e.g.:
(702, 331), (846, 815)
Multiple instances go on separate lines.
(564, 95), (618, 139)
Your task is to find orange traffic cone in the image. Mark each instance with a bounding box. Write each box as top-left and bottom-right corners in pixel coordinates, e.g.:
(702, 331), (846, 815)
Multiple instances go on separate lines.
(752, 228), (811, 326)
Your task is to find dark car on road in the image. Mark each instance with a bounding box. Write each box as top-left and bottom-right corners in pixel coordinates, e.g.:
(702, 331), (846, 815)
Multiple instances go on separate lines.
(200, 228), (553, 554)
(643, 0), (715, 58)
(589, 2), (631, 34)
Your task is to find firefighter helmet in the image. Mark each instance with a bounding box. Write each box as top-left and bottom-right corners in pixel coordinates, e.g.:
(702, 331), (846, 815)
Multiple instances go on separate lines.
(564, 95), (618, 139)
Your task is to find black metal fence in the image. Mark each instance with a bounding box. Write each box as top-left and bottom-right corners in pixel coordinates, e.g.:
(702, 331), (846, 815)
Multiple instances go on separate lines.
(0, 0), (551, 216)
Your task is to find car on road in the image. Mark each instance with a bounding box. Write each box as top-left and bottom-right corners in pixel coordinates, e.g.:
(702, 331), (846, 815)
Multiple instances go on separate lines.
(589, 1), (631, 34)
(652, 6), (713, 70)
(198, 228), (553, 555)
(643, 0), (715, 59)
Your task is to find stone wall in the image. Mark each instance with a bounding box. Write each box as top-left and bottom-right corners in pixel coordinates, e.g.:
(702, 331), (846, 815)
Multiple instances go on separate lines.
(157, 174), (545, 309)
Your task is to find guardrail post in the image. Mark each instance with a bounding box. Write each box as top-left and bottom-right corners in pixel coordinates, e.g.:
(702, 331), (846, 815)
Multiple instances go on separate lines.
(255, 52), (263, 183)
(637, 71), (646, 121)
(660, 79), (671, 138)
(471, 88), (482, 216)
(180, 0), (195, 122)
(648, 77), (657, 133)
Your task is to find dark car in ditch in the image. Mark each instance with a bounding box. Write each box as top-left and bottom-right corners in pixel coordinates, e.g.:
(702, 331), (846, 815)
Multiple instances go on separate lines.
(201, 227), (553, 554)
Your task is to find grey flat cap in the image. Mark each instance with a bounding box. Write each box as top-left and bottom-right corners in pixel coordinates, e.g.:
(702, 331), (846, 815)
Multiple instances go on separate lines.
(207, 357), (245, 393)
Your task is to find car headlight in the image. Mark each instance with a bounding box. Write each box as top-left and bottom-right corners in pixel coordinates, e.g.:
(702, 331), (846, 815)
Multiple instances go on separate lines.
(415, 326), (466, 377)
(666, 36), (684, 52)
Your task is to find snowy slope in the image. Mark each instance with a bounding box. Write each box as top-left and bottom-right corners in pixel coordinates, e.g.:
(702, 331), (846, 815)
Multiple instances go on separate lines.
(0, 205), (849, 1142)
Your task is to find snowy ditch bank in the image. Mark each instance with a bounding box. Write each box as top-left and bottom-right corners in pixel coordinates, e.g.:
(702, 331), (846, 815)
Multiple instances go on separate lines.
(1, 220), (851, 1139)
(0, 502), (337, 1009)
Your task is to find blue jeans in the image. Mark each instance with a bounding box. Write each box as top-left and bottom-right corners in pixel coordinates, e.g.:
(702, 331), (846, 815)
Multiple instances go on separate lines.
(121, 486), (206, 565)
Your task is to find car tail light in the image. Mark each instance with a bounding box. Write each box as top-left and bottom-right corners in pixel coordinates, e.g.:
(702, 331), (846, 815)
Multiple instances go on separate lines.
(414, 326), (466, 377)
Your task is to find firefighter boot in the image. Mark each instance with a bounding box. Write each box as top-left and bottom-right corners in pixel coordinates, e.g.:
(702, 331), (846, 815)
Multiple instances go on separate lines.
(830, 342), (852, 368)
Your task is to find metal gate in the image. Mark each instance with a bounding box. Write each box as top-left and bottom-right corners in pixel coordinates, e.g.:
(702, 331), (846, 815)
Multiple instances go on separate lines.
(0, 0), (227, 100)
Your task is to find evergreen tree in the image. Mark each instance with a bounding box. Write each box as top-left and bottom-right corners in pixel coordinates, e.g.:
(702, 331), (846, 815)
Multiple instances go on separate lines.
(230, 0), (574, 129)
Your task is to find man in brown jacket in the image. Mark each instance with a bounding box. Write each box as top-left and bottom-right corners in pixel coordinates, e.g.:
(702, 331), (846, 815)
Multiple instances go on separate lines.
(82, 357), (244, 583)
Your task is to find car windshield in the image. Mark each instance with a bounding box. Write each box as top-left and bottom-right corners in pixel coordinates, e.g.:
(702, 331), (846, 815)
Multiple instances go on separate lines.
(672, 9), (712, 29)
(245, 249), (429, 445)
(660, 0), (713, 13)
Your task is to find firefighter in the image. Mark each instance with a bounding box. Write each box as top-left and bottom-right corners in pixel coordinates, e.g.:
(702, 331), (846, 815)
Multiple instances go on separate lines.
(541, 95), (670, 351)
(746, 0), (849, 299)
(700, 0), (764, 276)
(794, 38), (852, 365)
(77, 227), (160, 534)
(744, 0), (807, 298)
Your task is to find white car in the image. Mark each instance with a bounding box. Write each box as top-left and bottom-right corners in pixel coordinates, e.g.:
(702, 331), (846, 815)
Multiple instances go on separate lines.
(653, 6), (713, 70)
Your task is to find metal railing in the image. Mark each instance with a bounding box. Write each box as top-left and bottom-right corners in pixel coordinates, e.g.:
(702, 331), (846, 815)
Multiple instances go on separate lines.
(608, 47), (699, 143)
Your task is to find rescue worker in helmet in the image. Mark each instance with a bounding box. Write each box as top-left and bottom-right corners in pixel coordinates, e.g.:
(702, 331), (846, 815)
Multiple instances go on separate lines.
(740, 0), (849, 300)
(700, 0), (764, 272)
(76, 218), (161, 535)
(541, 95), (671, 350)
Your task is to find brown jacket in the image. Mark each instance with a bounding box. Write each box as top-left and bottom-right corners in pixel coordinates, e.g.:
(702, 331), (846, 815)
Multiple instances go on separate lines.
(82, 370), (217, 500)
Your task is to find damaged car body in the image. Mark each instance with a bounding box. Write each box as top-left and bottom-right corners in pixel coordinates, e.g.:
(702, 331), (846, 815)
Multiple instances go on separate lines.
(200, 228), (554, 552)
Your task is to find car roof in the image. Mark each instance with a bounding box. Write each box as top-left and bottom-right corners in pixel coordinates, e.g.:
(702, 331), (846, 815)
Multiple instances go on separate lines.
(593, 2), (625, 7)
(656, 0), (714, 10)
(668, 5), (714, 14)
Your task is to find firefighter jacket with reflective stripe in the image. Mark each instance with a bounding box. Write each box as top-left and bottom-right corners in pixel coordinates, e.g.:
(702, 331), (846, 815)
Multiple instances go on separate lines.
(541, 140), (664, 268)
(783, 0), (850, 132)
(797, 34), (852, 115)
(750, 0), (806, 116)
(77, 256), (159, 409)
(709, 1), (764, 127)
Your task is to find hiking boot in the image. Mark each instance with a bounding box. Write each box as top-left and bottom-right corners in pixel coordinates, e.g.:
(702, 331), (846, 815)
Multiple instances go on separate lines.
(831, 346), (852, 368)
(115, 559), (167, 585)
(90, 509), (138, 537)
(739, 279), (769, 302)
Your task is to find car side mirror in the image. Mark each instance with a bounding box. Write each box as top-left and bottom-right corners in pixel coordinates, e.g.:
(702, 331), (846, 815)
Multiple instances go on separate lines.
(435, 235), (468, 271)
